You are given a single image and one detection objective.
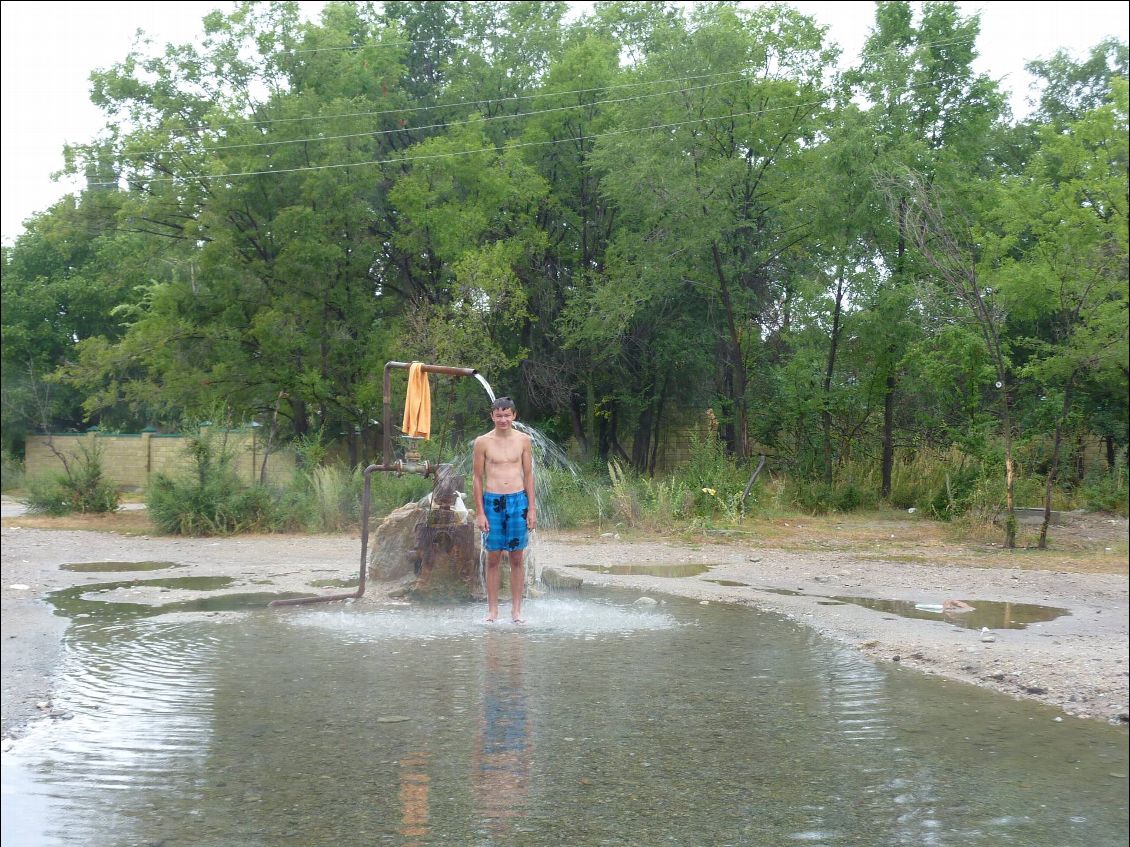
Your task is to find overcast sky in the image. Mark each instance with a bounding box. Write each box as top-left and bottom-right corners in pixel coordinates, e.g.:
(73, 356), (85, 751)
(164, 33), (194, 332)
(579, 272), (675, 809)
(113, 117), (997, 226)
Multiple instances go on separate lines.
(1, 1), (1127, 244)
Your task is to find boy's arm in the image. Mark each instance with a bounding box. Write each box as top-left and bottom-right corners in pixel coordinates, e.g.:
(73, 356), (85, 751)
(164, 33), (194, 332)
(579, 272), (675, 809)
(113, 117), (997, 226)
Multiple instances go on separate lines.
(523, 436), (536, 529)
(472, 437), (488, 531)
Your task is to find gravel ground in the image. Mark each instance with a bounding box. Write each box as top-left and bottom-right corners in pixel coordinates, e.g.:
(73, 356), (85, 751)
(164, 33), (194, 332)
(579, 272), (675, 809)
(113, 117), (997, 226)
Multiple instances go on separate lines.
(3, 500), (1127, 743)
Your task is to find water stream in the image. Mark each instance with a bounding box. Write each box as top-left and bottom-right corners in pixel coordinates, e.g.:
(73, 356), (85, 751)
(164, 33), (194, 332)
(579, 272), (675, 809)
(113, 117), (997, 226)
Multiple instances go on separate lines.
(2, 587), (1126, 846)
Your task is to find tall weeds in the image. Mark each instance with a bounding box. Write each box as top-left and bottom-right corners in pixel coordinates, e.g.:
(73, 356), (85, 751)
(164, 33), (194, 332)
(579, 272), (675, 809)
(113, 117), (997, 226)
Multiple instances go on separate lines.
(147, 427), (274, 535)
(26, 441), (119, 515)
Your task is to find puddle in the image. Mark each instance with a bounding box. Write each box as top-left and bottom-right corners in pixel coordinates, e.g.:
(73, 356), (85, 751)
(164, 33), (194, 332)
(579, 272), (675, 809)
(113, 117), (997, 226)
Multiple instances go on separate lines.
(60, 561), (181, 573)
(308, 577), (361, 588)
(574, 562), (713, 577)
(754, 590), (1068, 630)
(47, 577), (309, 619)
(704, 579), (750, 587)
(3, 589), (1124, 847)
(829, 596), (1070, 629)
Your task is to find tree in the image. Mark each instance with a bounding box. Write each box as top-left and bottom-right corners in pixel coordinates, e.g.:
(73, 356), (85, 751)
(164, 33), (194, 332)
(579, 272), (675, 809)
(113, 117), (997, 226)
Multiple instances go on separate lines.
(898, 172), (1021, 546)
(584, 2), (833, 464)
(994, 77), (1129, 545)
(845, 0), (1004, 496)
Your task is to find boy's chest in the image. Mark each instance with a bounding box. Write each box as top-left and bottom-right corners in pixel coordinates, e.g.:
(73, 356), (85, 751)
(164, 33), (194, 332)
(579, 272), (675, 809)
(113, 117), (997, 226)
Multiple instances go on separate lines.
(485, 440), (523, 464)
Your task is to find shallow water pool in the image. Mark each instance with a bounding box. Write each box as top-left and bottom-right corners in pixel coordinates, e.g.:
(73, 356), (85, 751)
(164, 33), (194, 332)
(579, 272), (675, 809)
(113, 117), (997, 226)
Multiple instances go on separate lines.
(2, 588), (1126, 846)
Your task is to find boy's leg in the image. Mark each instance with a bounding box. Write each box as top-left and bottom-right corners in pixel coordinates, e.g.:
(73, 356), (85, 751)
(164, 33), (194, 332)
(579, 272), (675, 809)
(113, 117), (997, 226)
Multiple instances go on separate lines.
(509, 550), (525, 621)
(485, 550), (502, 621)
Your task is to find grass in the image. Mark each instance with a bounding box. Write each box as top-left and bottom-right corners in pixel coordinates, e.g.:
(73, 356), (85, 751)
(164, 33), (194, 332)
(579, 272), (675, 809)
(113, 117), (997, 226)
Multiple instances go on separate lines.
(4, 498), (1124, 575)
(2, 509), (154, 536)
(574, 506), (1128, 576)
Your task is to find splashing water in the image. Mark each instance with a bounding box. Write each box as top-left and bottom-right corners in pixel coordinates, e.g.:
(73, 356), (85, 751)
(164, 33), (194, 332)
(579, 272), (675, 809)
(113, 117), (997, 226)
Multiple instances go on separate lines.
(291, 596), (678, 640)
(473, 372), (495, 404)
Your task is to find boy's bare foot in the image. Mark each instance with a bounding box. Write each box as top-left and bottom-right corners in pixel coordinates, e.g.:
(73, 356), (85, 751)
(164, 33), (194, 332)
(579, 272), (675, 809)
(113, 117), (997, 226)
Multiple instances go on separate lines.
(484, 614), (497, 623)
(511, 616), (525, 624)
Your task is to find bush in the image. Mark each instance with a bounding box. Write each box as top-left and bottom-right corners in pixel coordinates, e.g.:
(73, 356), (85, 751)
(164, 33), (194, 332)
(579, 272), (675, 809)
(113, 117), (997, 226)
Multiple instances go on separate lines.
(275, 464), (362, 533)
(539, 464), (604, 529)
(1078, 466), (1129, 516)
(25, 442), (120, 515)
(146, 428), (276, 535)
(780, 474), (879, 515)
(1, 450), (25, 492)
(923, 463), (983, 521)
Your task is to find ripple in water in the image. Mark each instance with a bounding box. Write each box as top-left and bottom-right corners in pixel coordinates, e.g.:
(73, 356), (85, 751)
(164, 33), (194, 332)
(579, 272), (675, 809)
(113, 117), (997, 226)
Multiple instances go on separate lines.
(288, 597), (679, 641)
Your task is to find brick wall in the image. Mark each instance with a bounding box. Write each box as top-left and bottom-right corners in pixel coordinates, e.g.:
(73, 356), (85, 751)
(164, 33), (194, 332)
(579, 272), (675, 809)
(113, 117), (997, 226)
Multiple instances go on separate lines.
(25, 428), (297, 491)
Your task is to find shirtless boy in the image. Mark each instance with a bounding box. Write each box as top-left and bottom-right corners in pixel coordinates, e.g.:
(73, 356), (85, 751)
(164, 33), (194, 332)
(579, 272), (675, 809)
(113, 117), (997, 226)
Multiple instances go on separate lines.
(473, 397), (536, 623)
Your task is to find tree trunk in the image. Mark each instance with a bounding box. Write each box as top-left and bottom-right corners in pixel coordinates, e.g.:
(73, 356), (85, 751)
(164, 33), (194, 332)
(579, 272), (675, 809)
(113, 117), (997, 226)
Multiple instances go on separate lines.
(259, 391), (286, 484)
(711, 241), (750, 459)
(586, 379), (597, 460)
(608, 407), (631, 465)
(1074, 433), (1086, 482)
(569, 394), (588, 458)
(1002, 396), (1017, 549)
(882, 376), (895, 498)
(1039, 375), (1077, 549)
(649, 380), (669, 477)
(631, 405), (653, 472)
(291, 396), (309, 440)
(822, 269), (845, 486)
(883, 198), (908, 500)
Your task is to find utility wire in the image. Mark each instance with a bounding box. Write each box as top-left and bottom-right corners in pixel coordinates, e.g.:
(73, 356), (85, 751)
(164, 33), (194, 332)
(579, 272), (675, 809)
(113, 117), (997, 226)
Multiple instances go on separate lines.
(138, 33), (979, 137)
(158, 67), (758, 135)
(91, 97), (873, 188)
(132, 75), (767, 156)
(110, 69), (981, 180)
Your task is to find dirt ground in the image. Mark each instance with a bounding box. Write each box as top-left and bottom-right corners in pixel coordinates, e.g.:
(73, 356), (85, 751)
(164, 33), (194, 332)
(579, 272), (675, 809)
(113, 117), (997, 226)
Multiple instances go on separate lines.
(2, 496), (1127, 745)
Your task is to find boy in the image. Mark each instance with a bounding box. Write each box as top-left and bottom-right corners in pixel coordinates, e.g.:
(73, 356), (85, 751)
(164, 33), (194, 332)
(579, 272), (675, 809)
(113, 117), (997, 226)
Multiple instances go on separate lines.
(473, 397), (536, 623)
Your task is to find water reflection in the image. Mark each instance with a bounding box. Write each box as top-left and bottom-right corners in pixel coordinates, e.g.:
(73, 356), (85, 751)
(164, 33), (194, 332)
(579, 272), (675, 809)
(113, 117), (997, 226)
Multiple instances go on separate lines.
(399, 750), (432, 844)
(2, 590), (1125, 846)
(473, 634), (533, 838)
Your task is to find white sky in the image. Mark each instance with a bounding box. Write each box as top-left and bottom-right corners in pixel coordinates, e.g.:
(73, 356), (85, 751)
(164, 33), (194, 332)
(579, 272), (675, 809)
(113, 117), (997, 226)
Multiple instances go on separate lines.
(1, 1), (1127, 245)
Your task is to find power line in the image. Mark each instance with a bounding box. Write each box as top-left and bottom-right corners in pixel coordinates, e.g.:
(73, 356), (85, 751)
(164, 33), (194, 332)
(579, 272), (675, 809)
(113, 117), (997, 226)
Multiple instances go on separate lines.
(141, 33), (980, 137)
(161, 67), (757, 135)
(133, 75), (765, 157)
(106, 68), (983, 184)
(93, 97), (862, 187)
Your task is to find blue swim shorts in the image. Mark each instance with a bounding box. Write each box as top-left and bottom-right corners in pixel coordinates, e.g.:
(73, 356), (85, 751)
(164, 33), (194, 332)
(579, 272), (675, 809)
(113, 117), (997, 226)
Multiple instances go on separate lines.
(483, 490), (529, 552)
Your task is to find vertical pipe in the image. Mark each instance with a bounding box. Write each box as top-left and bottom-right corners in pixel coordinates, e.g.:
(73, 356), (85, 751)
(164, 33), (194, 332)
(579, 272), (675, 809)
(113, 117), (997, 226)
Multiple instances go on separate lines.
(269, 464), (378, 607)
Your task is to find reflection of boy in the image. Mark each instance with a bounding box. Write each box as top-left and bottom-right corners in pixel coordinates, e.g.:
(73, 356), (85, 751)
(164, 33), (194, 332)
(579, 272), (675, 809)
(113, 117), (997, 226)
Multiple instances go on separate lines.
(473, 636), (532, 834)
(473, 397), (536, 623)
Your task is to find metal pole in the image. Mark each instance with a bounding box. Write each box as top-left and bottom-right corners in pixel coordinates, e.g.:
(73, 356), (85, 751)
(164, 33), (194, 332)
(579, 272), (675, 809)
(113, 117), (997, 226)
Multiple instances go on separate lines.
(269, 464), (386, 607)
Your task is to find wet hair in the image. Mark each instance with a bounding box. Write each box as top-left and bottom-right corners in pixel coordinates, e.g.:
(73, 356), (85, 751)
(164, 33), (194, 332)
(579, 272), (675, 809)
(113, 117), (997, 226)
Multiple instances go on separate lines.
(491, 396), (516, 412)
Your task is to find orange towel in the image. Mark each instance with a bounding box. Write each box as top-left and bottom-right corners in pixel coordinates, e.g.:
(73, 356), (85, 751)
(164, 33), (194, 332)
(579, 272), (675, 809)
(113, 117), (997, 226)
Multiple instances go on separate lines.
(402, 362), (431, 439)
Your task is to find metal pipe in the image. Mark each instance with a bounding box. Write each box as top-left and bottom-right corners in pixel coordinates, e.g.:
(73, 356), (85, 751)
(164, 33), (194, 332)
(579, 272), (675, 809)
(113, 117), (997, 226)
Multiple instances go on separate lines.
(383, 361), (478, 466)
(270, 464), (385, 607)
(272, 362), (478, 609)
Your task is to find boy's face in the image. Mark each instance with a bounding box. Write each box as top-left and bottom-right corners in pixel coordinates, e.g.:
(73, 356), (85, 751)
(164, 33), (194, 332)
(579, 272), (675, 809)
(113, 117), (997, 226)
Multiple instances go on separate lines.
(491, 407), (516, 430)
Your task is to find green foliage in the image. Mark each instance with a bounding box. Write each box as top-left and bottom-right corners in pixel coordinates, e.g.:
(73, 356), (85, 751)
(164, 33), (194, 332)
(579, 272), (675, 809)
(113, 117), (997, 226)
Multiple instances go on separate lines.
(0, 1), (1124, 520)
(1078, 459), (1128, 516)
(538, 464), (605, 529)
(366, 473), (435, 521)
(274, 464), (363, 533)
(1, 450), (24, 492)
(781, 475), (879, 516)
(146, 429), (275, 535)
(25, 442), (120, 515)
